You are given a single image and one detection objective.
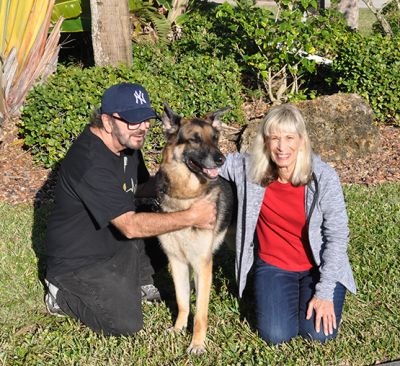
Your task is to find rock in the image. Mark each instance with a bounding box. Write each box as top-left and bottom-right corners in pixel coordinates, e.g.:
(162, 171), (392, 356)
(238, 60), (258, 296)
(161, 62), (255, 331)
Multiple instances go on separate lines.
(296, 93), (380, 160)
(239, 119), (261, 154)
(239, 93), (380, 161)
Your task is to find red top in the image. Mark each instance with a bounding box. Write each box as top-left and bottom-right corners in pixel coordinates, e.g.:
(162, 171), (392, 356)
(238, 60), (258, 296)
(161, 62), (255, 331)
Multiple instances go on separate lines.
(256, 181), (314, 271)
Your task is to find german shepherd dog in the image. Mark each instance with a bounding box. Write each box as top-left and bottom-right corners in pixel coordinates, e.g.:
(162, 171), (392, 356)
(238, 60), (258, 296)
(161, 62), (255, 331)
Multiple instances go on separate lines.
(158, 103), (233, 354)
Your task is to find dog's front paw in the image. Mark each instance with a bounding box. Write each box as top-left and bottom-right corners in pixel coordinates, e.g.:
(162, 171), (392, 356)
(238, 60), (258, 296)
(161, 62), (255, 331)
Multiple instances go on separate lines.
(167, 326), (186, 334)
(187, 342), (206, 355)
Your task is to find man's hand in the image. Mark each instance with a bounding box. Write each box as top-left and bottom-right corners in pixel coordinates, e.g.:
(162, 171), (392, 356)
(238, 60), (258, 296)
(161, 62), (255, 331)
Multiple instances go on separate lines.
(306, 296), (336, 336)
(188, 193), (217, 230)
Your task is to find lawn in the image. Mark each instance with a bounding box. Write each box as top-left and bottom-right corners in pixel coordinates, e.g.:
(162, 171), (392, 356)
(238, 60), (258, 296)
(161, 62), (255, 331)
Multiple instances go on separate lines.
(358, 8), (377, 36)
(0, 182), (399, 365)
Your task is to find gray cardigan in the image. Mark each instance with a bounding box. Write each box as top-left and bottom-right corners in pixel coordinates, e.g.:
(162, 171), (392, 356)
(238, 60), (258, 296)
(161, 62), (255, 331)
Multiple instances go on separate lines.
(219, 153), (357, 301)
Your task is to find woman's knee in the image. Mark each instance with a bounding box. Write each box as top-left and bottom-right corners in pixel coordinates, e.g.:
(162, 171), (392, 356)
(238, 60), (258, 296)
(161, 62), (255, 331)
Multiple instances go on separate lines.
(257, 323), (297, 345)
(302, 332), (338, 344)
(299, 325), (339, 344)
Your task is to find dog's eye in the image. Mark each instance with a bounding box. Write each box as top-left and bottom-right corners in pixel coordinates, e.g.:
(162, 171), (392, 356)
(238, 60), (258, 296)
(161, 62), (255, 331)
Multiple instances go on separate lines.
(189, 135), (201, 144)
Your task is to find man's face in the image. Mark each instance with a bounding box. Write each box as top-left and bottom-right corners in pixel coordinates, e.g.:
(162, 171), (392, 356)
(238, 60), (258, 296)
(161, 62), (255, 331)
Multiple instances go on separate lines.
(110, 114), (151, 150)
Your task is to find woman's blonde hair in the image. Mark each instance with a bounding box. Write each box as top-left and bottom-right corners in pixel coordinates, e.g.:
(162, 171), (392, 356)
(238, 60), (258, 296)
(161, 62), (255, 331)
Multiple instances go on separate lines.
(249, 104), (313, 186)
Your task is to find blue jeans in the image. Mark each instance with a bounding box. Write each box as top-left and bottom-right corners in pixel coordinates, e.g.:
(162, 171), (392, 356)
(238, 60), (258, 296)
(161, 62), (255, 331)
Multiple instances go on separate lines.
(254, 258), (346, 345)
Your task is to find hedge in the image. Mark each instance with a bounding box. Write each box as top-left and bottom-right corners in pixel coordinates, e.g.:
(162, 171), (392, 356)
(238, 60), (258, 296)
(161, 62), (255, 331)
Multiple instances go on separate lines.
(20, 45), (244, 168)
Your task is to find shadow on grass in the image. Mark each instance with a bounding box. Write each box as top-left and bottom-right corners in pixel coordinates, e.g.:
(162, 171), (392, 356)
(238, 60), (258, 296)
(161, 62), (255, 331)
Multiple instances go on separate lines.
(214, 244), (258, 331)
(31, 169), (58, 291)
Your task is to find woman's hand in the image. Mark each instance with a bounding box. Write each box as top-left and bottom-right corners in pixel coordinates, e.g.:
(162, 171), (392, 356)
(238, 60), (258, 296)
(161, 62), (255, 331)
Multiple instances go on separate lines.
(306, 296), (336, 336)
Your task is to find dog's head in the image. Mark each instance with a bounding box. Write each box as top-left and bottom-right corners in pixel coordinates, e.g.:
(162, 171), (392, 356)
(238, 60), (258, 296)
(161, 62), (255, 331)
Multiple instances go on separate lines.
(161, 102), (231, 182)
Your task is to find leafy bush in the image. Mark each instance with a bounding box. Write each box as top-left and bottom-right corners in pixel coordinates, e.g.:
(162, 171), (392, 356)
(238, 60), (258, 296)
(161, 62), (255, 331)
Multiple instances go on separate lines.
(331, 33), (400, 125)
(169, 2), (226, 58)
(20, 45), (244, 168)
(175, 1), (398, 124)
(174, 0), (351, 103)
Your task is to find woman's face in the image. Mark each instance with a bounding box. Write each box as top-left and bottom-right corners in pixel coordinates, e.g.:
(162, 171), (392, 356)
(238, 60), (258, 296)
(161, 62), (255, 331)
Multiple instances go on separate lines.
(267, 130), (302, 174)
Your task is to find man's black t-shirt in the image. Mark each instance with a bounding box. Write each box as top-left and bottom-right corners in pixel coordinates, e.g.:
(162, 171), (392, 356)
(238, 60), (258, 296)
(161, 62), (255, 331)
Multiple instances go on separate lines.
(45, 125), (149, 278)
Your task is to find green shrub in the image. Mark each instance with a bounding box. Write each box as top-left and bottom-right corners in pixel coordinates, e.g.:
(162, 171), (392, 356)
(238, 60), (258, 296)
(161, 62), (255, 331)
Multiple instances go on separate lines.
(178, 0), (352, 102)
(170, 2), (228, 59)
(178, 1), (398, 124)
(331, 33), (400, 125)
(20, 46), (244, 168)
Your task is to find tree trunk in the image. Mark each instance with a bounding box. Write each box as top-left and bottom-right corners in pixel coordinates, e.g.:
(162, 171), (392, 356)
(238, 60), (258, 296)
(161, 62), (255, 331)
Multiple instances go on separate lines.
(361, 0), (394, 37)
(90, 0), (133, 67)
(337, 0), (359, 29)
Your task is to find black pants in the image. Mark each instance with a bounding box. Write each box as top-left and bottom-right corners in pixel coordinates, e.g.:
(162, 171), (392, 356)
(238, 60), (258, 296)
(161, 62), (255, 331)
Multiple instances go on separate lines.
(48, 240), (155, 336)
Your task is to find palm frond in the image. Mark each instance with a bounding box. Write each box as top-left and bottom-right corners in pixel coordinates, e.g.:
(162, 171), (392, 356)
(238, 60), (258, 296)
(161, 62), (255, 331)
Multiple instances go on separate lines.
(141, 8), (171, 44)
(0, 0), (62, 122)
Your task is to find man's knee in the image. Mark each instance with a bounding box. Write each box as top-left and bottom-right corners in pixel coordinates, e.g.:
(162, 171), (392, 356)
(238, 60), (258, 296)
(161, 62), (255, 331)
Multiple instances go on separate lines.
(56, 288), (143, 336)
(82, 310), (144, 336)
(105, 315), (143, 336)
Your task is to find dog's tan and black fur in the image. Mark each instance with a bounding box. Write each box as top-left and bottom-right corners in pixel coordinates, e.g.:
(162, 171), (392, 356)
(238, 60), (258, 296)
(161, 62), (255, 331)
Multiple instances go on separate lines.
(158, 103), (233, 354)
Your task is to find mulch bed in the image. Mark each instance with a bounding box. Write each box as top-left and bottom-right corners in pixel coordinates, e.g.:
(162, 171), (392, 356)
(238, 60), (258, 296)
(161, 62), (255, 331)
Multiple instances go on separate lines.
(0, 113), (399, 206)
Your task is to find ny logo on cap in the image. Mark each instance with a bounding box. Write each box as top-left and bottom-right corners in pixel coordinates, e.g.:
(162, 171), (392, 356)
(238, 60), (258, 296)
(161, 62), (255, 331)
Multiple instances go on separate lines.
(134, 90), (146, 105)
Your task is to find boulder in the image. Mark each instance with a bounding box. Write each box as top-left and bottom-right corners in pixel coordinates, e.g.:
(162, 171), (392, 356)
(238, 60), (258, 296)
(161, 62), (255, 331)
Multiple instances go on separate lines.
(239, 93), (380, 161)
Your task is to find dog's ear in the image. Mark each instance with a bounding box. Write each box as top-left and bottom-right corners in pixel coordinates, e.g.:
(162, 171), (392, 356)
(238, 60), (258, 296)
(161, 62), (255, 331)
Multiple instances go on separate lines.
(204, 107), (232, 130)
(162, 101), (181, 135)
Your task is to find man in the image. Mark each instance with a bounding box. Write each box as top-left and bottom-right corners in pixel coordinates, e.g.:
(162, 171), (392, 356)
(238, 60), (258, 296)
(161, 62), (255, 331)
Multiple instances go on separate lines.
(44, 83), (216, 336)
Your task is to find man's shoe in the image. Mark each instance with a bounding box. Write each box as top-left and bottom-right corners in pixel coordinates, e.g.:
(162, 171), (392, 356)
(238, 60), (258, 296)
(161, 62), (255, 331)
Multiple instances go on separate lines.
(141, 284), (161, 304)
(44, 279), (66, 317)
(45, 293), (66, 317)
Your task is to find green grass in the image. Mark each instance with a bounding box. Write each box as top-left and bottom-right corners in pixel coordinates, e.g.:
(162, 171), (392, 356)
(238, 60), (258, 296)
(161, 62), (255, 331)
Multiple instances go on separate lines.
(358, 8), (377, 36)
(1, 183), (399, 365)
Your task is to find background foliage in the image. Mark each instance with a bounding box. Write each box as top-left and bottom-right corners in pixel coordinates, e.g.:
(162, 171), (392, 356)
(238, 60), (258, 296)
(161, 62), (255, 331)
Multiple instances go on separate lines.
(213, 1), (350, 101)
(18, 0), (400, 169)
(20, 44), (243, 168)
(331, 33), (400, 124)
(170, 0), (399, 121)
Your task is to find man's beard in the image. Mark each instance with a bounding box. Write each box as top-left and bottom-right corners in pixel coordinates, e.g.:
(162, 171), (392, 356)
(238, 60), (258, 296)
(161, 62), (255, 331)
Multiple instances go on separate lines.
(112, 121), (146, 150)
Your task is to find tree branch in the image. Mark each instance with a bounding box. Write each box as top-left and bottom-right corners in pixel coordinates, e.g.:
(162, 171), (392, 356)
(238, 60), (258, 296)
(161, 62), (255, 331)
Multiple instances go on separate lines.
(362, 0), (394, 37)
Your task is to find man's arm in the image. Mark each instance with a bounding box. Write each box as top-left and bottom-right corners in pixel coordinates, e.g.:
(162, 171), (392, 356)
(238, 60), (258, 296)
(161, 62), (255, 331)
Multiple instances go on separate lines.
(111, 194), (217, 239)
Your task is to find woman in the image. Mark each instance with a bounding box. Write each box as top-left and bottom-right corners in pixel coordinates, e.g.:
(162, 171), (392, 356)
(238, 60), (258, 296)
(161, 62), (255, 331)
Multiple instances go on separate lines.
(219, 104), (356, 344)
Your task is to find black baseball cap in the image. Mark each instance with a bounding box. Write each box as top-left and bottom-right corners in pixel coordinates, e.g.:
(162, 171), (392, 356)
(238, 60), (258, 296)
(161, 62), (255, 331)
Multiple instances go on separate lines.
(100, 83), (157, 123)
